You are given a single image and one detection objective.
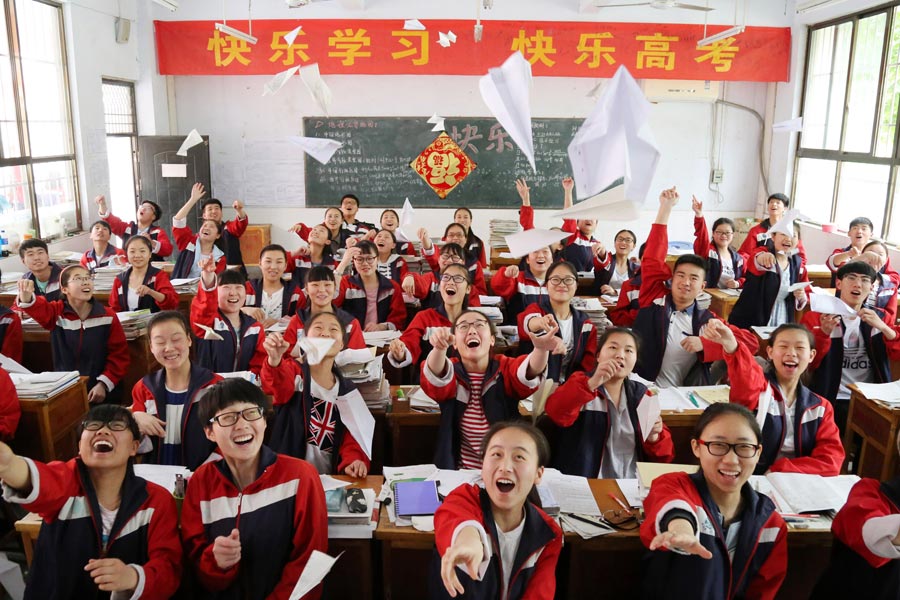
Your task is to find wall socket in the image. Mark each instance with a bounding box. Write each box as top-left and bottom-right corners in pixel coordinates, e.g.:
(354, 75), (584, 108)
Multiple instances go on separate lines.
(711, 168), (724, 184)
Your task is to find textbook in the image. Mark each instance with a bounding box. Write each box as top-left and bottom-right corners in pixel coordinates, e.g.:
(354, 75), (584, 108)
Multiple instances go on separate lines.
(394, 480), (442, 517)
(750, 473), (860, 515)
(636, 462), (699, 500)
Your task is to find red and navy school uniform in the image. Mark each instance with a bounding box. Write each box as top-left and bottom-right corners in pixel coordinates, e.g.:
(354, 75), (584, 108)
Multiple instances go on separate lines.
(131, 364), (222, 470)
(430, 484), (562, 600)
(335, 272), (407, 330)
(245, 278), (303, 318)
(376, 253), (409, 284)
(490, 266), (546, 326)
(420, 354), (543, 469)
(385, 305), (459, 382)
(540, 372), (674, 477)
(0, 368), (20, 440)
(292, 222), (351, 254)
(738, 218), (808, 267)
(561, 219), (603, 272)
(109, 266), (179, 313)
(22, 262), (63, 302)
(727, 243), (808, 330)
(640, 471), (788, 600)
(342, 219), (376, 238)
(394, 239), (415, 255)
(874, 271), (900, 325)
(171, 221), (228, 279)
(289, 252), (337, 289)
(181, 446), (328, 600)
(724, 340), (845, 475)
(421, 247), (489, 298)
(608, 270), (642, 327)
(15, 296), (129, 396)
(0, 305), (23, 363)
(405, 271), (482, 310)
(812, 477), (900, 600)
(517, 298), (597, 383)
(693, 215), (745, 288)
(260, 359), (371, 474)
(101, 211), (174, 260)
(190, 284), (266, 374)
(3, 457), (182, 600)
(282, 306), (366, 359)
(827, 244), (861, 286)
(80, 244), (125, 273)
(803, 309), (900, 406)
(595, 256), (641, 293)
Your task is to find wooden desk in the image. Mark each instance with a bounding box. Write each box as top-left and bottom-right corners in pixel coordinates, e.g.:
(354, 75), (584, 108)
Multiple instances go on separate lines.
(238, 224), (271, 267)
(807, 265), (832, 288)
(706, 288), (741, 321)
(846, 386), (900, 479)
(13, 377), (89, 462)
(0, 291), (194, 315)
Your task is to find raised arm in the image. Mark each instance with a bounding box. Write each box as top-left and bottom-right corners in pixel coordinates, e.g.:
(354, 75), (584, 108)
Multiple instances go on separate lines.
(173, 183), (206, 223)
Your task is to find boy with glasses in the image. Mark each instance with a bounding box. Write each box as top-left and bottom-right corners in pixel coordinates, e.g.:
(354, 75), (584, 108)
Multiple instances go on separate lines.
(336, 241), (406, 331)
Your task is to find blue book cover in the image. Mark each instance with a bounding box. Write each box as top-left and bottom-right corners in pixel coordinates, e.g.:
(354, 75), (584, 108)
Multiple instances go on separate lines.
(394, 480), (442, 517)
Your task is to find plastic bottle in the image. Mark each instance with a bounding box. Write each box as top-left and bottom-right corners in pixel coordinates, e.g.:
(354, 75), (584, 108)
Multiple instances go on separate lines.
(0, 229), (7, 255)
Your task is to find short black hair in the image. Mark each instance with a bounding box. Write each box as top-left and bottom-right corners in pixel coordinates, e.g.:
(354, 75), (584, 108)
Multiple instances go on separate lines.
(597, 327), (641, 354)
(148, 310), (191, 338)
(836, 260), (877, 281)
(140, 200), (162, 221)
(440, 242), (466, 259)
(81, 403), (140, 441)
(218, 268), (247, 286)
(693, 403), (761, 444)
(123, 235), (153, 253)
(341, 193), (360, 207)
(201, 198), (223, 212)
(767, 193), (790, 208)
(305, 265), (336, 285)
(18, 238), (48, 259)
(546, 260), (577, 281)
(673, 254), (707, 277)
(198, 379), (271, 431)
(769, 322), (815, 348)
(259, 244), (288, 262)
(90, 220), (112, 234)
(356, 240), (377, 256)
(711, 218), (735, 233)
(849, 217), (874, 230)
(444, 222), (467, 238)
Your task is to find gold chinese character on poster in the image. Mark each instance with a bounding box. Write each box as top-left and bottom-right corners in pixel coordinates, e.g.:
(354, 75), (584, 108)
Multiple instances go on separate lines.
(207, 29), (252, 67)
(575, 32), (616, 68)
(635, 33), (679, 71)
(695, 37), (740, 72)
(328, 28), (372, 66)
(410, 133), (477, 199)
(511, 29), (557, 67)
(269, 30), (311, 65)
(391, 30), (429, 66)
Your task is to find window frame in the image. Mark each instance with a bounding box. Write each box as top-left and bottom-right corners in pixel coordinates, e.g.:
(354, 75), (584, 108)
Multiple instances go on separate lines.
(101, 77), (139, 210)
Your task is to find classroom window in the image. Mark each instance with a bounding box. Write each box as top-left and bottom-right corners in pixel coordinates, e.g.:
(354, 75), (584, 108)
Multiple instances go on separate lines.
(102, 79), (138, 222)
(793, 4), (900, 240)
(0, 0), (78, 242)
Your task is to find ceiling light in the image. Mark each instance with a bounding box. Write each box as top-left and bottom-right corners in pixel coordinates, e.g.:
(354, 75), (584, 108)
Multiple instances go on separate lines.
(796, 0), (848, 14)
(152, 0), (178, 10)
(215, 22), (258, 45)
(697, 25), (745, 48)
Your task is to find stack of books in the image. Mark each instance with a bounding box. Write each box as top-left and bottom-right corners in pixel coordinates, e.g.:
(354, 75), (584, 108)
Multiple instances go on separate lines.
(169, 278), (200, 294)
(340, 356), (390, 411)
(571, 297), (611, 338)
(117, 309), (152, 340)
(10, 371), (80, 399)
(470, 306), (503, 324)
(92, 265), (126, 292)
(489, 219), (519, 246)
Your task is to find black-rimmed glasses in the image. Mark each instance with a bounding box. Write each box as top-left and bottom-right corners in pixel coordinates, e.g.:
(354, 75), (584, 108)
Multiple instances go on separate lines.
(209, 407), (265, 427)
(697, 440), (760, 458)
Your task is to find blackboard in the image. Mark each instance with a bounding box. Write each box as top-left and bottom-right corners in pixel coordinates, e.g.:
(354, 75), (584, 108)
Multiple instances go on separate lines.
(302, 117), (585, 209)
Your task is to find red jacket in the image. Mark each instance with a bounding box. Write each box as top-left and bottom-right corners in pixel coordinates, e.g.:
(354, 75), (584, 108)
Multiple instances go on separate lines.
(335, 273), (407, 330)
(102, 212), (174, 258)
(405, 271), (482, 309)
(171, 224), (227, 277)
(738, 220), (807, 268)
(0, 368), (20, 440)
(190, 283), (266, 375)
(0, 306), (23, 363)
(608, 272), (641, 326)
(108, 267), (179, 313)
(434, 483), (562, 600)
(80, 245), (125, 272)
(181, 447), (328, 599)
(421, 247), (488, 298)
(832, 478), (900, 569)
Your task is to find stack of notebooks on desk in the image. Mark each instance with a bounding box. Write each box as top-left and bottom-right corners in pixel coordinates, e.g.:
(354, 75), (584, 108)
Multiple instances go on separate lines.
(169, 278), (200, 294)
(696, 290), (711, 311)
(489, 219), (519, 245)
(50, 251), (84, 265)
(117, 309), (152, 340)
(571, 297), (611, 337)
(10, 370), (80, 399)
(407, 386), (440, 412)
(92, 265), (126, 292)
(637, 462), (699, 500)
(470, 306), (503, 324)
(340, 355), (389, 410)
(20, 318), (46, 334)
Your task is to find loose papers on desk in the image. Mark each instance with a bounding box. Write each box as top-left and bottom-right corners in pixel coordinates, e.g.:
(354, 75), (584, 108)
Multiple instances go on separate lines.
(0, 353), (30, 375)
(362, 330), (401, 347)
(656, 385), (730, 411)
(540, 468), (601, 516)
(751, 473), (860, 516)
(852, 381), (900, 404)
(10, 371), (80, 399)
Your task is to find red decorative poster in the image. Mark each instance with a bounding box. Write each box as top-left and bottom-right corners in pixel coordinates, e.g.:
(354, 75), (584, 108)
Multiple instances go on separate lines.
(155, 19), (790, 82)
(410, 133), (477, 199)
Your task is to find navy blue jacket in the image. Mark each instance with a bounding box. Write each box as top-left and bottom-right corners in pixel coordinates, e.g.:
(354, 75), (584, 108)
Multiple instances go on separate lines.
(23, 262), (63, 302)
(632, 297), (716, 384)
(729, 244), (805, 329)
(246, 278), (302, 318)
(517, 297), (596, 383)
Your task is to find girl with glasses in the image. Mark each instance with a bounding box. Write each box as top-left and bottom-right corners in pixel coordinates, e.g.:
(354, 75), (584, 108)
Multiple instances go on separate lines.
(419, 226), (489, 298)
(15, 265), (128, 404)
(132, 311), (223, 469)
(0, 403), (182, 599)
(691, 196), (745, 290)
(641, 402), (788, 600)
(402, 243), (485, 310)
(181, 378), (328, 598)
(703, 320), (844, 475)
(595, 228), (641, 297)
(421, 309), (557, 469)
(518, 261), (596, 385)
(539, 327), (673, 478)
(335, 241), (406, 332)
(109, 235), (179, 314)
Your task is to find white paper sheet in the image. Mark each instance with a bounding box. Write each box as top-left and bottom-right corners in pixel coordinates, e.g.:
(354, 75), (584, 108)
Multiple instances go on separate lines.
(852, 380), (900, 403)
(504, 228), (572, 258)
(299, 63), (332, 115)
(437, 30), (457, 47)
(750, 326), (777, 341)
(319, 474), (352, 492)
(787, 281), (811, 293)
(551, 184), (641, 222)
(540, 469), (601, 516)
(479, 52), (535, 172)
(404, 19), (426, 31)
(426, 469), (481, 496)
(809, 293), (857, 317)
(768, 209), (805, 238)
(636, 393), (661, 441)
(334, 388), (376, 459)
(263, 65), (300, 97)
(383, 464), (438, 485)
(567, 65), (659, 206)
(161, 163), (187, 178)
(287, 135), (342, 164)
(0, 353), (31, 375)
(176, 129), (203, 156)
(426, 113), (445, 132)
(283, 25), (303, 45)
(289, 550), (343, 600)
(134, 464), (191, 494)
(196, 323), (224, 341)
(616, 479), (642, 507)
(297, 337), (335, 366)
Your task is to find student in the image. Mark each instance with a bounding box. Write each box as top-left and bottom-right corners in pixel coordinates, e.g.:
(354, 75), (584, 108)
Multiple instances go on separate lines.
(515, 177), (565, 261)
(191, 258), (266, 375)
(405, 242), (488, 305)
(560, 177), (605, 273)
(828, 216), (875, 286)
(290, 224), (339, 288)
(452, 207), (487, 268)
(692, 196), (744, 289)
(132, 311), (222, 469)
(420, 309), (555, 469)
(419, 225), (488, 297)
(0, 368), (20, 440)
(802, 261), (900, 434)
(377, 209), (415, 255)
(261, 313), (373, 476)
(812, 437), (900, 599)
(243, 244), (302, 328)
(96, 194), (173, 261)
(705, 319), (844, 475)
(109, 235), (179, 313)
(0, 404), (182, 599)
(540, 327), (672, 477)
(387, 263), (471, 375)
(15, 266), (129, 403)
(608, 242), (646, 327)
(0, 268), (23, 363)
(340, 193), (375, 237)
(633, 188), (757, 387)
(596, 229), (640, 296)
(858, 240), (900, 324)
(336, 242), (406, 331)
(172, 216), (225, 280)
(80, 220), (125, 273)
(18, 238), (63, 302)
(727, 215), (808, 329)
(489, 245), (552, 325)
(641, 403), (787, 600)
(290, 206), (349, 253)
(432, 421), (562, 600)
(181, 378), (328, 600)
(518, 260), (597, 385)
(738, 192), (808, 266)
(174, 182), (248, 272)
(373, 229), (409, 283)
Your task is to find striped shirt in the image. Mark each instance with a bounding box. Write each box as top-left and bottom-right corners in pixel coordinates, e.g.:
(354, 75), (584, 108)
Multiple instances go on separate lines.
(458, 372), (489, 469)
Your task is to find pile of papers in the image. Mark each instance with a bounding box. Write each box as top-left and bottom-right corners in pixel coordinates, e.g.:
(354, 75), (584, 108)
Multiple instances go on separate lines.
(751, 473), (859, 528)
(117, 309), (152, 340)
(571, 296), (611, 337)
(489, 219), (519, 246)
(655, 385), (731, 411)
(20, 318), (47, 334)
(10, 370), (80, 399)
(340, 356), (389, 410)
(407, 386), (439, 412)
(470, 306), (503, 324)
(696, 290), (711, 311)
(362, 330), (401, 348)
(50, 251), (83, 265)
(169, 278), (200, 294)
(852, 381), (900, 405)
(92, 265), (126, 292)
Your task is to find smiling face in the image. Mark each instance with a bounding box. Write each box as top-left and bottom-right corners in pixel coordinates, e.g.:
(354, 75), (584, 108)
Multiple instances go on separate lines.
(438, 250), (466, 270)
(259, 250), (287, 282)
(712, 224), (734, 250)
(380, 210), (399, 230)
(453, 313), (494, 362)
(90, 223), (111, 244)
(79, 422), (139, 468)
(306, 278), (336, 310)
(324, 208), (344, 230)
(439, 265), (470, 307)
(21, 247), (49, 273)
(577, 219), (596, 237)
(767, 197), (785, 221)
(837, 271), (873, 309)
(670, 263), (705, 307)
(597, 331), (637, 380)
(526, 247), (553, 278)
(137, 202), (157, 224)
(374, 230), (394, 256)
(850, 223), (872, 248)
(546, 265), (577, 304)
(766, 328), (815, 384)
(692, 413), (760, 497)
(614, 231), (636, 256)
(126, 239), (151, 270)
(305, 312), (344, 358)
(205, 401), (266, 462)
(353, 248), (377, 276)
(202, 202), (223, 223)
(454, 209), (472, 232)
(198, 219), (221, 243)
(149, 319), (192, 371)
(308, 224), (331, 247)
(340, 196), (359, 221)
(482, 427), (543, 518)
(444, 225), (467, 246)
(61, 267), (93, 302)
(865, 243), (888, 270)
(218, 282), (247, 315)
(771, 231), (793, 253)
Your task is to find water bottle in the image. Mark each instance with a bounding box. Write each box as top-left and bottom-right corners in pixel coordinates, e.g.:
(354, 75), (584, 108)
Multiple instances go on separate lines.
(0, 229), (8, 255)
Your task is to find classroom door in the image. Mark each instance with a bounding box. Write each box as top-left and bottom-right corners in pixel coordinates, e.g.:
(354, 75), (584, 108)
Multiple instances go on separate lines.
(136, 135), (211, 247)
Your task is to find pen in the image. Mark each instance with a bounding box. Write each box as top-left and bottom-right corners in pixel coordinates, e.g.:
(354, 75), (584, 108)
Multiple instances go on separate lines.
(681, 331), (692, 337)
(565, 513), (607, 528)
(607, 493), (633, 515)
(687, 392), (700, 408)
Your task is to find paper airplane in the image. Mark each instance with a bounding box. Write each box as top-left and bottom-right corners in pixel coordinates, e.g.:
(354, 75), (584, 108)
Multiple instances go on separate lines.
(298, 336), (335, 365)
(810, 293), (858, 318)
(283, 25), (303, 46)
(404, 19), (425, 31)
(196, 323), (224, 341)
(479, 52), (536, 172)
(437, 30), (457, 47)
(287, 136), (343, 164)
(176, 129), (203, 156)
(552, 184), (641, 222)
(288, 551), (343, 600)
(768, 209), (806, 238)
(397, 198), (415, 242)
(299, 63), (332, 115)
(773, 117), (803, 133)
(504, 228), (573, 258)
(427, 113), (445, 132)
(263, 66), (300, 97)
(568, 65), (660, 206)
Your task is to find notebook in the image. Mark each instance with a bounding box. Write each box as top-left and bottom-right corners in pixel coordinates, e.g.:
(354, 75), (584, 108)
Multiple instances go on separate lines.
(394, 480), (442, 517)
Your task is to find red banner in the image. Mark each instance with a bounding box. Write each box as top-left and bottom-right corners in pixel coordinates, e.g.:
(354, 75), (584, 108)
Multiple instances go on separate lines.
(155, 19), (790, 82)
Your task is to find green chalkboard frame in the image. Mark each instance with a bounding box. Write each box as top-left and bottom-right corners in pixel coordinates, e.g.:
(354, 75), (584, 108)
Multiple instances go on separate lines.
(302, 116), (585, 209)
